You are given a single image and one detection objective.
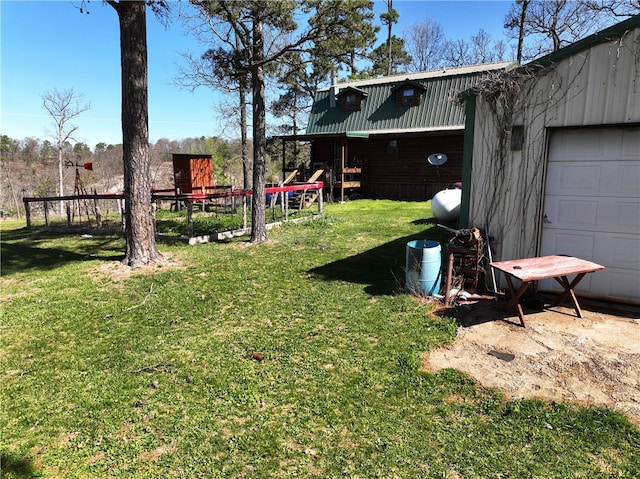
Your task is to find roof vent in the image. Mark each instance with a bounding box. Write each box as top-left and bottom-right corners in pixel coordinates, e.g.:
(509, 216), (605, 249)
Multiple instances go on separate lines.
(330, 71), (338, 107)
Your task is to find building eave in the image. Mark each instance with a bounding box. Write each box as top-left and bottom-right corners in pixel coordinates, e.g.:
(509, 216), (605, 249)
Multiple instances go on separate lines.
(318, 61), (515, 92)
(277, 125), (465, 142)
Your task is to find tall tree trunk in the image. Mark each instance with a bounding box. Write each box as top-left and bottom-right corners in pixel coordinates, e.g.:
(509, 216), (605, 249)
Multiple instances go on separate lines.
(237, 34), (252, 192)
(386, 0), (393, 76)
(239, 80), (251, 191)
(250, 14), (267, 243)
(110, 0), (163, 266)
(58, 141), (64, 217)
(516, 0), (529, 63)
(292, 94), (299, 165)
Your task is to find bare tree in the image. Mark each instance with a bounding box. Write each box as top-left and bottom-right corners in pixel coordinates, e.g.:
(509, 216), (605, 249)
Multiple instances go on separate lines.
(504, 0), (603, 61)
(582, 0), (640, 18)
(504, 0), (531, 63)
(471, 29), (496, 63)
(405, 16), (445, 72)
(41, 88), (90, 216)
(441, 28), (509, 67)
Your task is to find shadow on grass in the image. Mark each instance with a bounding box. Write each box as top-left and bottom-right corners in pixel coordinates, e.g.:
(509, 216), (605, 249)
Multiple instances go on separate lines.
(0, 450), (38, 478)
(309, 219), (449, 296)
(433, 300), (526, 328)
(0, 228), (123, 276)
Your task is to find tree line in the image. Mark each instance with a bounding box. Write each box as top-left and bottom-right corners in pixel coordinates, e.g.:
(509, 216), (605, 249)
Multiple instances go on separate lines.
(0, 134), (286, 218)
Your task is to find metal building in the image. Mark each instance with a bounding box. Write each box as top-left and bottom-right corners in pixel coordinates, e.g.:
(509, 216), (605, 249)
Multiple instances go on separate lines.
(461, 15), (640, 305)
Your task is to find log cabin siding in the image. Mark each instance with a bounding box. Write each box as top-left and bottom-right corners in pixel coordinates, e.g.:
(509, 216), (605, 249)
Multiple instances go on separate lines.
(310, 134), (463, 200)
(288, 62), (515, 201)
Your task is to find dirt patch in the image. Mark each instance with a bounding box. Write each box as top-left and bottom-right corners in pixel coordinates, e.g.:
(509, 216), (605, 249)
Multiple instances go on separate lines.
(89, 253), (185, 282)
(423, 299), (640, 425)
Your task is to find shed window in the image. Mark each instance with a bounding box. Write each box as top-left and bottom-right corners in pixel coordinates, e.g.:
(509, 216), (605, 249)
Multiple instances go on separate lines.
(511, 125), (524, 150)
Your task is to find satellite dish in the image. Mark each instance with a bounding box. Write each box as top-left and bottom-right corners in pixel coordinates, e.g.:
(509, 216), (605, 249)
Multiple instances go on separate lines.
(427, 153), (447, 166)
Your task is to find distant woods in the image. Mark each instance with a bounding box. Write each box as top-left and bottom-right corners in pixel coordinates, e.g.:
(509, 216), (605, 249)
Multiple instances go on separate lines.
(0, 135), (275, 217)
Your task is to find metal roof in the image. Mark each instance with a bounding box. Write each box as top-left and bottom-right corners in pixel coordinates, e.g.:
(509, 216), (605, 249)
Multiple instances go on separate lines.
(305, 62), (513, 136)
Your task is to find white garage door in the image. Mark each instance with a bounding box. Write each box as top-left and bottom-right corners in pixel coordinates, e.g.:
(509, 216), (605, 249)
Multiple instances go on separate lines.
(540, 126), (640, 304)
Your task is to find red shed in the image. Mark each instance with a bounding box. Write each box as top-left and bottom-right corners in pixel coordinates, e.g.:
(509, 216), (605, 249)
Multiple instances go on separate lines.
(172, 154), (213, 194)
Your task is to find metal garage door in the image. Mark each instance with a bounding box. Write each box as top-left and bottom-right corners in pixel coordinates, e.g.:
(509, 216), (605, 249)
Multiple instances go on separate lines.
(540, 126), (640, 304)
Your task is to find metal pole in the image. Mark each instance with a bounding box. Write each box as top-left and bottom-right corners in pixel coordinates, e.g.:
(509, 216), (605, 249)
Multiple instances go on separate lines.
(242, 194), (247, 230)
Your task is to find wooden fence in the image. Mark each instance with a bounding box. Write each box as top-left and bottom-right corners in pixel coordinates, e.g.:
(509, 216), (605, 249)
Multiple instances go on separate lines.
(22, 182), (324, 239)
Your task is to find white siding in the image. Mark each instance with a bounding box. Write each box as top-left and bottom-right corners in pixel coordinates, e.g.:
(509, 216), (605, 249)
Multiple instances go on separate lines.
(468, 26), (640, 270)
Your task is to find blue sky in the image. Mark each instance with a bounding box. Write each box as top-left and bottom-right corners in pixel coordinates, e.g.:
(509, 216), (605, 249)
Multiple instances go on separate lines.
(1, 0), (512, 149)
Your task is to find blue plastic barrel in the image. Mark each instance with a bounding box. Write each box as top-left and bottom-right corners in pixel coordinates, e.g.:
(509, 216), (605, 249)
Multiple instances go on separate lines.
(406, 240), (442, 296)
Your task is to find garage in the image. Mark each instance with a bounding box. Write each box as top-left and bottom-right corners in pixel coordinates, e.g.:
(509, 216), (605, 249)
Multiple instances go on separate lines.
(539, 126), (640, 304)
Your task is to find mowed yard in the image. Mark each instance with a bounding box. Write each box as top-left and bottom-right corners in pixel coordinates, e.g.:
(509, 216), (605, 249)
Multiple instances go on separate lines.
(1, 200), (638, 478)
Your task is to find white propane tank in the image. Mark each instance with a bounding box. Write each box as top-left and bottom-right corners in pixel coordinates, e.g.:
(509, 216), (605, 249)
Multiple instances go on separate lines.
(431, 188), (461, 222)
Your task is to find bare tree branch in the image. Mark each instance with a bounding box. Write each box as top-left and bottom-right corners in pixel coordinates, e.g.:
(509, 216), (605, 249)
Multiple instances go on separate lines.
(41, 88), (90, 216)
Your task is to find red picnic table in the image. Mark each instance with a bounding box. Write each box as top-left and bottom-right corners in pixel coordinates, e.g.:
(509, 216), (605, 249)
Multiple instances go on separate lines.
(489, 255), (605, 327)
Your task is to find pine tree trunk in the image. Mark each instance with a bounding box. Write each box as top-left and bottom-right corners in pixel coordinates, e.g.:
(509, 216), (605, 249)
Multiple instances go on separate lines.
(236, 34), (252, 193)
(239, 82), (251, 192)
(111, 1), (163, 266)
(386, 0), (393, 76)
(250, 15), (267, 243)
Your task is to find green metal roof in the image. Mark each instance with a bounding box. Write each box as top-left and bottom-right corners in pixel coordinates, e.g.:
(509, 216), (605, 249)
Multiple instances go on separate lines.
(335, 86), (369, 98)
(305, 62), (513, 136)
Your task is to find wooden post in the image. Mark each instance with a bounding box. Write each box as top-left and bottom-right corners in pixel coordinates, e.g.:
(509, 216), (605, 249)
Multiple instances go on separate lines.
(231, 186), (236, 214)
(93, 190), (102, 228)
(329, 168), (334, 203)
(280, 183), (285, 218)
(242, 193), (247, 229)
(270, 191), (276, 222)
(281, 138), (286, 184)
(444, 252), (454, 306)
(24, 200), (31, 228)
(284, 187), (289, 221)
(118, 198), (126, 231)
(44, 201), (50, 226)
(340, 143), (345, 203)
(318, 184), (323, 215)
(187, 201), (193, 237)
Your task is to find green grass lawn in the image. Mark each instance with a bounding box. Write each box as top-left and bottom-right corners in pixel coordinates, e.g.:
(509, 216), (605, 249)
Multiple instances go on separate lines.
(1, 200), (638, 478)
